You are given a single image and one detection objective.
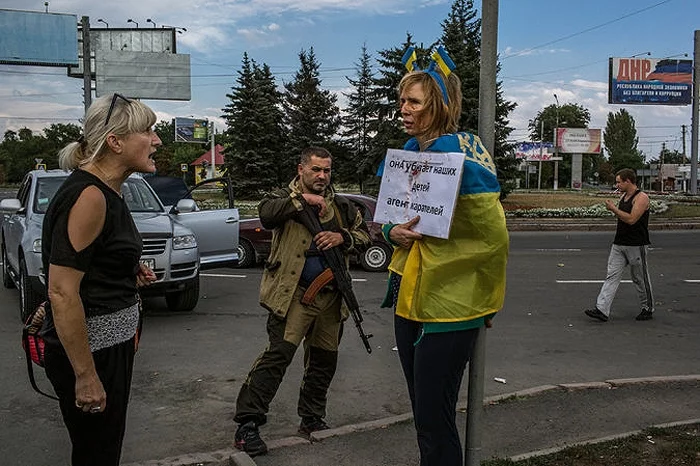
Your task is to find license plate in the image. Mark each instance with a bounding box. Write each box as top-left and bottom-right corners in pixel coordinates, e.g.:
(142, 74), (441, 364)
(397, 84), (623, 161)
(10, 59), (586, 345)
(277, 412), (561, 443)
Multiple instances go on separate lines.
(140, 258), (155, 270)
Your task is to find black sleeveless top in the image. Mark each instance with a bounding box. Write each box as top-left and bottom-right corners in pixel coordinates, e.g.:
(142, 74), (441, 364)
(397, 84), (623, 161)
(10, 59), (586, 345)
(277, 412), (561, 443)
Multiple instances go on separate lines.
(42, 169), (142, 316)
(613, 189), (650, 246)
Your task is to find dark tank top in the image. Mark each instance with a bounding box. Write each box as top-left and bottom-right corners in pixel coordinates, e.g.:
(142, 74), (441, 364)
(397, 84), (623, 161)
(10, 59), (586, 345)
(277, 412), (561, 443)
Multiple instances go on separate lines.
(613, 190), (650, 246)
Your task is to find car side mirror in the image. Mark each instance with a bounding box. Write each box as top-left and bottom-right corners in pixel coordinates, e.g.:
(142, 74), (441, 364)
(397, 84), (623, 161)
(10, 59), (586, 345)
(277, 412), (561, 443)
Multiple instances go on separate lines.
(0, 198), (22, 214)
(173, 198), (197, 214)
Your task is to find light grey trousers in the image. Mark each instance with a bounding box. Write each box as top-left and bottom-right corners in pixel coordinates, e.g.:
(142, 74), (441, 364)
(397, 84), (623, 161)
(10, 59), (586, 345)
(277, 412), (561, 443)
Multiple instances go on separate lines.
(596, 244), (654, 317)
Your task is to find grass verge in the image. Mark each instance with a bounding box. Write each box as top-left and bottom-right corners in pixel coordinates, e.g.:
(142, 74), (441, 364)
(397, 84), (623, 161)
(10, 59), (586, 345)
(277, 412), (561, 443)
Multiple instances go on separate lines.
(483, 423), (700, 466)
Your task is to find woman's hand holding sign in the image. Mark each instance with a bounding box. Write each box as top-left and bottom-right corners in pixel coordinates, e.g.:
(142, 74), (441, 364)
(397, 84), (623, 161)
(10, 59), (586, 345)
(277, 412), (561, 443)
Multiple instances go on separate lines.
(390, 216), (422, 249)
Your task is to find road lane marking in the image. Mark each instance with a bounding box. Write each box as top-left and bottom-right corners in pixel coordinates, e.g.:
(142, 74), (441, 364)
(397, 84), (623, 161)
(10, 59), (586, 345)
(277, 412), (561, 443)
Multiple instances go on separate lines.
(536, 248), (582, 252)
(201, 274), (368, 282)
(684, 280), (700, 283)
(557, 280), (632, 284)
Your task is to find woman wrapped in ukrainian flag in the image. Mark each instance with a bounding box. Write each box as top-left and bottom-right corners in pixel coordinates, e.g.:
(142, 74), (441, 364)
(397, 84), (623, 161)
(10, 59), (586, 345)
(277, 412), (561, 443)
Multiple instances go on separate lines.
(378, 46), (509, 466)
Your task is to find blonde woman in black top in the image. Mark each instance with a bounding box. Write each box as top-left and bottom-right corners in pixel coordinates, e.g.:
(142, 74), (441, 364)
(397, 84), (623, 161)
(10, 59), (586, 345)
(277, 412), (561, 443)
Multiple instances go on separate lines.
(42, 93), (159, 465)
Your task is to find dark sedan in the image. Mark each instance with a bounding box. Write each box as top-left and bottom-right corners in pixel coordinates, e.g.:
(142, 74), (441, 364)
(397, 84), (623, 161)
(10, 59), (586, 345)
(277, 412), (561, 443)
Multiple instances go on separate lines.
(237, 193), (393, 272)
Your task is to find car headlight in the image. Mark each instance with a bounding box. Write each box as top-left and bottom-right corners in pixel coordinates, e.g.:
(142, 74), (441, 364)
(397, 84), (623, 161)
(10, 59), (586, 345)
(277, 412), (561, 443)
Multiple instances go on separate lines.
(32, 239), (42, 253)
(172, 234), (197, 250)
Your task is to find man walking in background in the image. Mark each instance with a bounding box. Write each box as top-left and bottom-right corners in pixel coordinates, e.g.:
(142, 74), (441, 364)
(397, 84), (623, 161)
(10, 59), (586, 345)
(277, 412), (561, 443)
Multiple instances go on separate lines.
(585, 168), (654, 322)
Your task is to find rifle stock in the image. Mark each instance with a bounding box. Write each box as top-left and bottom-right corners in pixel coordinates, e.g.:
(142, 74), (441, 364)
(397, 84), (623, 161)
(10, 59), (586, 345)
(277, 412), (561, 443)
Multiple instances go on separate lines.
(297, 204), (373, 354)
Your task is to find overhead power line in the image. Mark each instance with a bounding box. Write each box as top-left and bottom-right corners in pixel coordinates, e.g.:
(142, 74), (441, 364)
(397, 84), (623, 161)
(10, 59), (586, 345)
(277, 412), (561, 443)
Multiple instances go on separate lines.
(502, 0), (674, 60)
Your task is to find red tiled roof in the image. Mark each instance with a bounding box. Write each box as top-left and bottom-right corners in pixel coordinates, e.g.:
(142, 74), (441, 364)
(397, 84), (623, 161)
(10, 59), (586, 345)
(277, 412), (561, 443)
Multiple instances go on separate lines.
(191, 144), (225, 166)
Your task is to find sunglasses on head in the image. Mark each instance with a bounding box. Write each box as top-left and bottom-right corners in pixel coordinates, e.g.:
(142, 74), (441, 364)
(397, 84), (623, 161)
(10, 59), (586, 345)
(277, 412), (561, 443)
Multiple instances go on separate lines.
(104, 93), (132, 126)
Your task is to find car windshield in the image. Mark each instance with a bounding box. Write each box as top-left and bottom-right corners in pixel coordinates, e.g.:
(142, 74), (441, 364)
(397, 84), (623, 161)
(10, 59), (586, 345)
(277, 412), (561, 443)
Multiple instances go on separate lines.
(122, 178), (163, 212)
(34, 177), (66, 213)
(144, 176), (192, 206)
(33, 176), (163, 214)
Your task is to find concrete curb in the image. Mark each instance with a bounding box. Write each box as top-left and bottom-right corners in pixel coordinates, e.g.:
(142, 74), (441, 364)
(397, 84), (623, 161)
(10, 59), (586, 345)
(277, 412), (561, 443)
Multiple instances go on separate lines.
(124, 374), (700, 466)
(506, 219), (700, 232)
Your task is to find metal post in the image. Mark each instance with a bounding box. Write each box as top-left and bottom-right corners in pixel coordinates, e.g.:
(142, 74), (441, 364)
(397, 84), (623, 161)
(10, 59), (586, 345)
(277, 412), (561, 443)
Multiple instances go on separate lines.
(469, 1), (498, 465)
(691, 30), (700, 194)
(538, 119), (544, 189)
(210, 121), (216, 179)
(81, 16), (92, 113)
(553, 94), (559, 190)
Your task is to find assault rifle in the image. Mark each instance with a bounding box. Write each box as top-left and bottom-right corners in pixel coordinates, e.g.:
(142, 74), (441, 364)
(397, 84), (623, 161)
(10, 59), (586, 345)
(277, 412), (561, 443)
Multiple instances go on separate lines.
(297, 203), (373, 354)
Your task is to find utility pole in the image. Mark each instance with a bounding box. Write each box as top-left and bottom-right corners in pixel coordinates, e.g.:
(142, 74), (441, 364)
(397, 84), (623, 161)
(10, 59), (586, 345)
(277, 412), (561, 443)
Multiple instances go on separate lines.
(553, 94), (560, 190)
(81, 16), (92, 113)
(660, 142), (665, 192)
(468, 2), (498, 465)
(691, 30), (699, 194)
(209, 121), (216, 179)
(682, 124), (688, 164)
(537, 119), (544, 189)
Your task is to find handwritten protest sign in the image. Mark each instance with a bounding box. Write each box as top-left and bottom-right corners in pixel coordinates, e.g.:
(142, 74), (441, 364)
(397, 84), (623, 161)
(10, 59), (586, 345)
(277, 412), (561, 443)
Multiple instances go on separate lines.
(374, 149), (464, 239)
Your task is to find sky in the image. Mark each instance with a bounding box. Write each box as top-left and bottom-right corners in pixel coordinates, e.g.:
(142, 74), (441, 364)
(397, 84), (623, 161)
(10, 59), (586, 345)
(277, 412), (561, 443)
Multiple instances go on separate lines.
(0, 0), (698, 161)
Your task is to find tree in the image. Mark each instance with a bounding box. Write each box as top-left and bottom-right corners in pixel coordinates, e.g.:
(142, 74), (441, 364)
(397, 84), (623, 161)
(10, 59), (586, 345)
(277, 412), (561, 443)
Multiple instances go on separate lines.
(0, 124), (83, 182)
(282, 47), (341, 175)
(152, 120), (205, 180)
(341, 43), (378, 191)
(367, 34), (423, 193)
(604, 109), (644, 173)
(42, 123), (82, 168)
(440, 0), (480, 132)
(529, 103), (592, 188)
(439, 0), (518, 195)
(222, 54), (287, 196)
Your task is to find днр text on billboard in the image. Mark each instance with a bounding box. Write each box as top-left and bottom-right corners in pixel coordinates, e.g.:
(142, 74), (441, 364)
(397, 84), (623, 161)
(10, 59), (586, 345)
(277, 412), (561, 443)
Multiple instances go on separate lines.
(608, 57), (692, 105)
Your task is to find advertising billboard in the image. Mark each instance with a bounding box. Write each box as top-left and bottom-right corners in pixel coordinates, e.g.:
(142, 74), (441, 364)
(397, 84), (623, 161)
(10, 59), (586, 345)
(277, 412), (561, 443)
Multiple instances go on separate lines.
(0, 9), (78, 66)
(174, 118), (209, 143)
(68, 27), (176, 77)
(95, 51), (191, 100)
(608, 57), (692, 105)
(514, 142), (559, 161)
(556, 128), (601, 154)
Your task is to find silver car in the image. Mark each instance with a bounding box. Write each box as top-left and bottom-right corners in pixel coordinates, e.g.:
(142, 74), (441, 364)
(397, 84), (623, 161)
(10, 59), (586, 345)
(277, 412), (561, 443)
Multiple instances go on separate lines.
(1, 170), (239, 321)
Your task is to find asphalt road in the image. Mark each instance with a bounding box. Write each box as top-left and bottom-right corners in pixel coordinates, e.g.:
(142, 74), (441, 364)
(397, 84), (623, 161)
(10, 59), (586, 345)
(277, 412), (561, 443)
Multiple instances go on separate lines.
(1, 230), (700, 465)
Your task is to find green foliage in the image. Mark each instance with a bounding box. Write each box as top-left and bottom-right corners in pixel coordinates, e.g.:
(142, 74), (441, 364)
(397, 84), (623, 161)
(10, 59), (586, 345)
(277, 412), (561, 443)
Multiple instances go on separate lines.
(506, 200), (667, 218)
(366, 33), (419, 187)
(341, 43), (378, 191)
(283, 48), (341, 166)
(222, 54), (287, 197)
(604, 109), (644, 172)
(529, 103), (592, 188)
(648, 146), (687, 165)
(439, 0), (518, 196)
(0, 123), (81, 182)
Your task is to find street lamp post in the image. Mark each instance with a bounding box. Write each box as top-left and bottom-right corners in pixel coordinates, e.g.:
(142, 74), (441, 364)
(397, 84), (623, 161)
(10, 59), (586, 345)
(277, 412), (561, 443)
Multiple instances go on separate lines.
(553, 94), (560, 190)
(127, 19), (139, 28)
(97, 18), (109, 28)
(146, 18), (157, 28)
(537, 119), (544, 189)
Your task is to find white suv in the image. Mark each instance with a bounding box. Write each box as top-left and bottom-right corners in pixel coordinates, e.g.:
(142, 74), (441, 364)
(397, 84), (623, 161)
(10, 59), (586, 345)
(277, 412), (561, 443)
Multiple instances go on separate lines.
(0, 170), (239, 321)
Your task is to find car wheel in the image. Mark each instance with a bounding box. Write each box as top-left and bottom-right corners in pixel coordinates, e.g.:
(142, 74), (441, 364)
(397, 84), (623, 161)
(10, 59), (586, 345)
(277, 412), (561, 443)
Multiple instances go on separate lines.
(236, 239), (256, 268)
(165, 274), (200, 312)
(360, 242), (393, 272)
(2, 240), (15, 289)
(19, 257), (41, 322)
